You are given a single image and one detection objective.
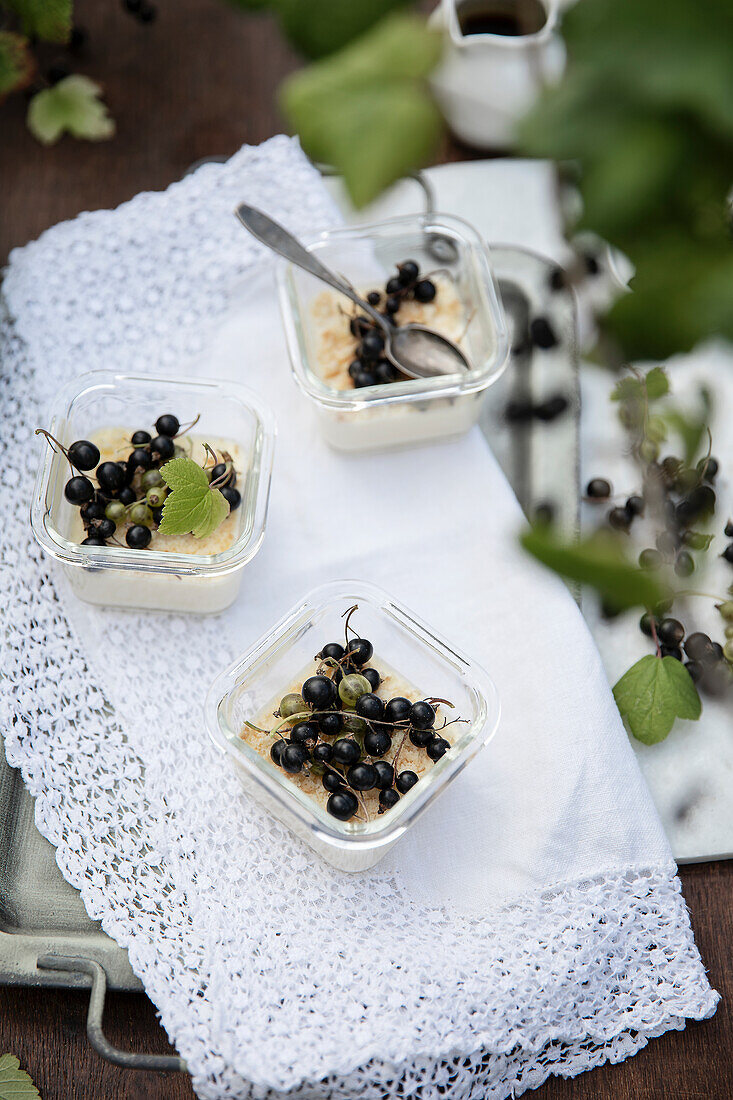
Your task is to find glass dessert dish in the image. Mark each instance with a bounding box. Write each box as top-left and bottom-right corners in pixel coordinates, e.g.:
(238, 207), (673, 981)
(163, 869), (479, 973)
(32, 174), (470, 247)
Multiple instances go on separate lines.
(31, 371), (275, 614)
(277, 212), (509, 452)
(205, 580), (500, 871)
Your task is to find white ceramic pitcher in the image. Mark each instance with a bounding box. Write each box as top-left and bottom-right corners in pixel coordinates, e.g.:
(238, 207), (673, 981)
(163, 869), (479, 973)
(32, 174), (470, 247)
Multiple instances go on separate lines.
(429, 0), (566, 149)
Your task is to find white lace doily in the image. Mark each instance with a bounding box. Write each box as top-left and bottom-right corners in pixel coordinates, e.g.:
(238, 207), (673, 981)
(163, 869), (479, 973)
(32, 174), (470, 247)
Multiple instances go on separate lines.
(0, 137), (718, 1099)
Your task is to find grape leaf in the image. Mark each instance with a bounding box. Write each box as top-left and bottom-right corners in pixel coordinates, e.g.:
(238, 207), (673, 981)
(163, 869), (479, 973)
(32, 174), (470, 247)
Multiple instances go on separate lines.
(4, 0), (72, 44)
(613, 655), (701, 744)
(274, 0), (411, 60)
(158, 456), (230, 540)
(520, 527), (666, 611)
(27, 76), (115, 145)
(281, 14), (443, 207)
(0, 31), (34, 101)
(0, 1054), (41, 1099)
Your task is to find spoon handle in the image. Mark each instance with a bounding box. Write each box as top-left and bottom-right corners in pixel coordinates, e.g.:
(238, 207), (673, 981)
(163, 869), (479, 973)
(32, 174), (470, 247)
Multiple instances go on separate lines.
(234, 204), (387, 331)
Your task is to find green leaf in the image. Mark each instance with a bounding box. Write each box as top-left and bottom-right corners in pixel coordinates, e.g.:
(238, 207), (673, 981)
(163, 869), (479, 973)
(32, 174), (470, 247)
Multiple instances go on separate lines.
(281, 13), (443, 207)
(520, 527), (666, 612)
(158, 455), (230, 539)
(4, 0), (72, 43)
(644, 367), (669, 400)
(0, 31), (34, 100)
(613, 654), (701, 744)
(0, 1053), (41, 1099)
(27, 76), (115, 145)
(274, 0), (411, 60)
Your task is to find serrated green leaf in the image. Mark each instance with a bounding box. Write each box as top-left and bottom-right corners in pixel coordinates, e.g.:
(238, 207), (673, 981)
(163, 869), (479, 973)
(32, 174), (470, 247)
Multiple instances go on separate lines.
(27, 76), (115, 145)
(281, 14), (443, 207)
(5, 0), (72, 43)
(520, 527), (666, 612)
(0, 1053), (41, 1099)
(0, 31), (34, 100)
(613, 654), (701, 744)
(275, 0), (411, 59)
(158, 455), (230, 540)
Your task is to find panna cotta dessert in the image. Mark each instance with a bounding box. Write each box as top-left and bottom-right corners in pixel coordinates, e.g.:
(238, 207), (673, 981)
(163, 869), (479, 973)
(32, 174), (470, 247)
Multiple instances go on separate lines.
(31, 372), (275, 614)
(206, 581), (499, 870)
(239, 607), (461, 823)
(277, 213), (509, 453)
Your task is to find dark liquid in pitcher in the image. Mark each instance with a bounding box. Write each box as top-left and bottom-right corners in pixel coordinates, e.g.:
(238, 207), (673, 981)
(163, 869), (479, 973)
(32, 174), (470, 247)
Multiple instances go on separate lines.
(458, 1), (547, 37)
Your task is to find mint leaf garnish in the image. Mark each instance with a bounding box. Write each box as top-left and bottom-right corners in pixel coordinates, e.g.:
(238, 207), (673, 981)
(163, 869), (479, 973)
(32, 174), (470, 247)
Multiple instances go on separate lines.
(520, 527), (666, 612)
(613, 655), (702, 744)
(158, 455), (230, 540)
(0, 1053), (42, 1099)
(27, 75), (114, 145)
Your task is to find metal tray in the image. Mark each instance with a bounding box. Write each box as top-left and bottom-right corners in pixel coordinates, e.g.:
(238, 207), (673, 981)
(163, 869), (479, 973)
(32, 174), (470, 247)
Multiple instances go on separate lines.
(0, 246), (579, 1069)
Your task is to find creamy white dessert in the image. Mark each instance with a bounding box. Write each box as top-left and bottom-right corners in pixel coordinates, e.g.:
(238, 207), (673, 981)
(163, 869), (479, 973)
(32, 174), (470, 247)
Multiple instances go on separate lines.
(241, 658), (454, 822)
(69, 428), (245, 555)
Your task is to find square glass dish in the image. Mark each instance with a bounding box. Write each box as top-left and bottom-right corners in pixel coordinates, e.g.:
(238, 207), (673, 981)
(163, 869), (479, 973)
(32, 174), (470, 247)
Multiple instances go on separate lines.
(276, 212), (509, 452)
(30, 370), (275, 614)
(205, 580), (500, 871)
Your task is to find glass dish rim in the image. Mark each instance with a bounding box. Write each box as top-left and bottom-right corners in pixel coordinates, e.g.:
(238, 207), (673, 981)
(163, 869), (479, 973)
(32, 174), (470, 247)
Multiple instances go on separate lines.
(276, 210), (510, 411)
(205, 578), (501, 852)
(30, 369), (276, 578)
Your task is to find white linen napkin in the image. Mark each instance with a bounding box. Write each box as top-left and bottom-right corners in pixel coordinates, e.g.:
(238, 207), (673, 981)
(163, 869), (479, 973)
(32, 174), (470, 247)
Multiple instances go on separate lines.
(1, 137), (718, 1100)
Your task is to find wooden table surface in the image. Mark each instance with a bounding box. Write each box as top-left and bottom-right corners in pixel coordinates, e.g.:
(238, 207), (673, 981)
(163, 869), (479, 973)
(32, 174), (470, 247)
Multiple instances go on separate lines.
(0, 2), (730, 1097)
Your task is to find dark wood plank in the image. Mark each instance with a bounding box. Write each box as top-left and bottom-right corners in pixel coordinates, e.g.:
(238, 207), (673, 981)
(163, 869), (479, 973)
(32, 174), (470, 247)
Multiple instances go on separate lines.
(0, 2), (729, 1097)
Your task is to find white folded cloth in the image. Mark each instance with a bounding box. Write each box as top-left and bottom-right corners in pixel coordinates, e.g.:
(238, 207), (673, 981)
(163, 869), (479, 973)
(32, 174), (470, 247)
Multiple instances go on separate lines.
(1, 137), (717, 1100)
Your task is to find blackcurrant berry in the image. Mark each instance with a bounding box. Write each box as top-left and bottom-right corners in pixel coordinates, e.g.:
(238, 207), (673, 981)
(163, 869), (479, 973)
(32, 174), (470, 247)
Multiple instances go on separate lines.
(675, 551), (695, 577)
(426, 736), (450, 761)
(658, 618), (684, 647)
(398, 260), (419, 285)
(210, 462), (236, 487)
(361, 331), (385, 360)
(414, 279), (436, 303)
(348, 359), (363, 380)
(367, 291), (381, 306)
(118, 486), (136, 506)
(723, 544), (733, 564)
(347, 762), (377, 791)
(639, 612), (656, 637)
(385, 295), (401, 314)
(281, 742), (307, 773)
(331, 738), (361, 766)
(685, 660), (703, 684)
(68, 440), (100, 471)
(656, 530), (678, 556)
(409, 701), (435, 730)
(626, 495), (645, 517)
(395, 770), (418, 794)
(81, 536), (106, 546)
(117, 460), (133, 486)
(379, 788), (400, 811)
(660, 645), (683, 661)
(534, 395), (568, 421)
(80, 499), (107, 523)
(320, 642), (345, 661)
(697, 456), (718, 482)
(128, 447), (153, 472)
(409, 727), (431, 748)
(353, 369), (378, 388)
(346, 638), (373, 667)
(355, 693), (385, 721)
(639, 548), (662, 569)
(364, 728), (391, 757)
(221, 487), (241, 512)
(724, 520), (733, 538)
(361, 668), (381, 691)
(374, 360), (397, 385)
(319, 712), (343, 737)
(529, 316), (558, 349)
(385, 276), (402, 295)
(131, 430), (151, 446)
(270, 740), (286, 766)
(349, 315), (371, 338)
(586, 478), (611, 500)
(684, 633), (714, 661)
(151, 435), (175, 461)
(302, 675), (337, 709)
(95, 518), (116, 540)
(126, 524), (151, 549)
(155, 414), (179, 437)
(608, 506), (631, 531)
(372, 761), (395, 790)
(385, 697), (411, 724)
(322, 771), (344, 792)
(65, 475), (94, 504)
(327, 790), (358, 821)
(291, 722), (318, 744)
(313, 742), (333, 764)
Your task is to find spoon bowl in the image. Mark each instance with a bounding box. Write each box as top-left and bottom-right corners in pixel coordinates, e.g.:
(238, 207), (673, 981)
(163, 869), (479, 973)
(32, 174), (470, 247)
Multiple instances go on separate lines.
(235, 203), (472, 380)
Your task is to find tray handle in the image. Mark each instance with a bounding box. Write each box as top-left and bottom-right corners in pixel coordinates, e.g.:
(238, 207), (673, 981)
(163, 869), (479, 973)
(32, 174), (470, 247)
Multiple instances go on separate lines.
(37, 954), (188, 1073)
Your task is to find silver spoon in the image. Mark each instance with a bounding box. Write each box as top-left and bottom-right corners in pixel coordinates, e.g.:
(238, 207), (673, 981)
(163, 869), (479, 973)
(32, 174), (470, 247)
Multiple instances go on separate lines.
(234, 203), (471, 380)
